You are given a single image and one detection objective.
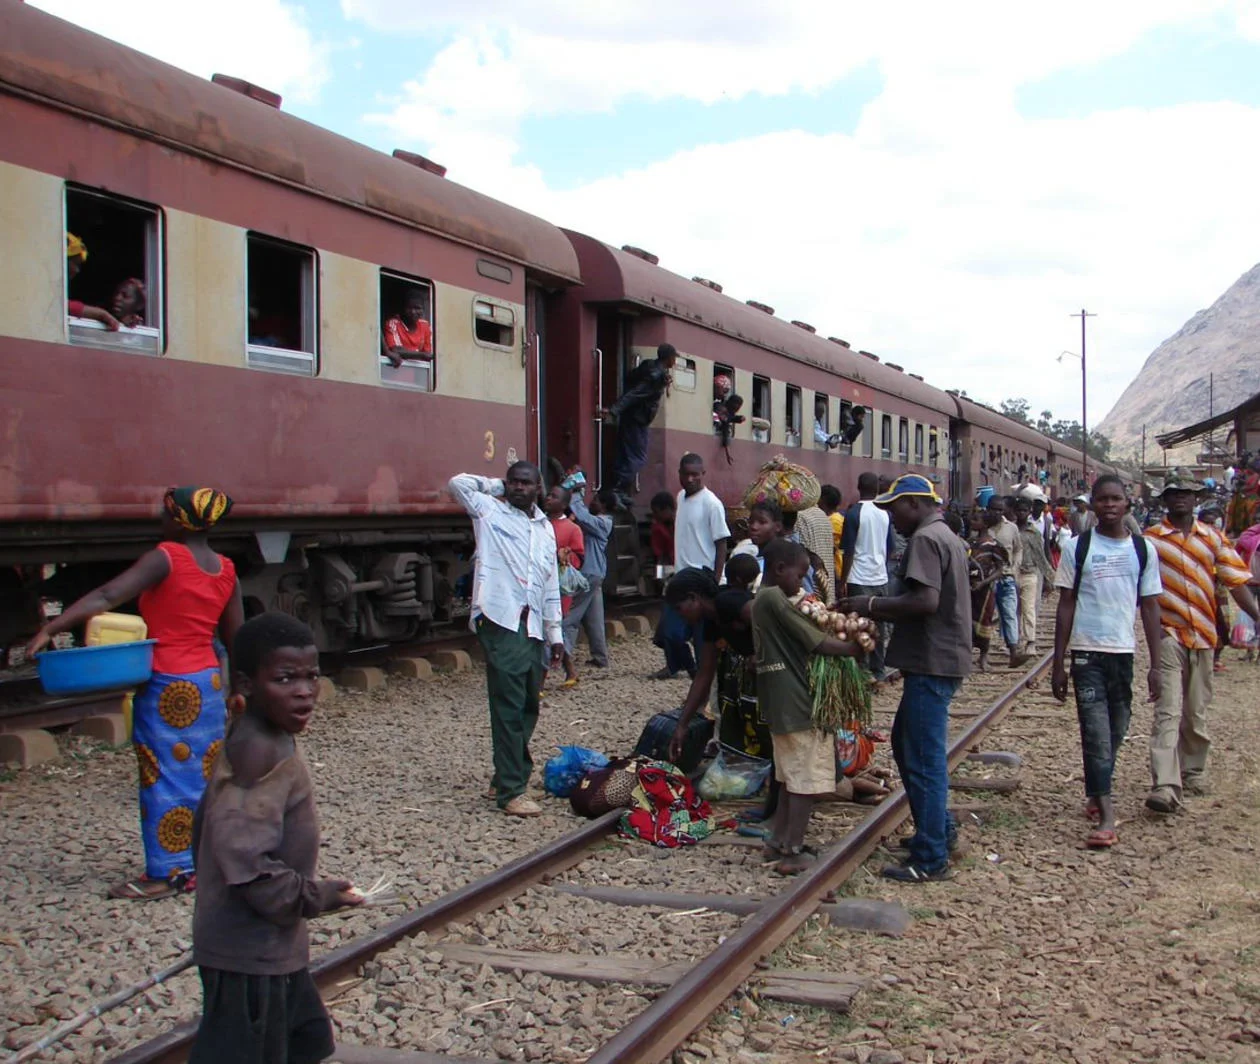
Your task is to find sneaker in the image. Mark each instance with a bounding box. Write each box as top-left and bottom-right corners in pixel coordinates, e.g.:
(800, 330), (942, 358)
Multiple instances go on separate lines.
(503, 795), (543, 817)
(893, 833), (959, 855)
(1144, 789), (1178, 814)
(880, 862), (954, 883)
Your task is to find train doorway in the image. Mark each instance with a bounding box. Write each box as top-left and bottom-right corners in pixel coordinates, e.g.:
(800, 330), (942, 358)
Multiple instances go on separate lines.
(596, 310), (632, 490)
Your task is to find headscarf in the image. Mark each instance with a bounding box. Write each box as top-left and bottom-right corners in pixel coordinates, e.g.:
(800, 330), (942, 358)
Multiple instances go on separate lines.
(163, 487), (233, 531)
(66, 232), (87, 262)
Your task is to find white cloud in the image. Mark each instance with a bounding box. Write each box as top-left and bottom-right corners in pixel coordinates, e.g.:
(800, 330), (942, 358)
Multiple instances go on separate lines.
(30, 0), (331, 102)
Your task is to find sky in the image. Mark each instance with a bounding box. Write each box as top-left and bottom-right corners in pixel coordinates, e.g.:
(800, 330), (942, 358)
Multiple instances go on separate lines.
(30, 0), (1260, 436)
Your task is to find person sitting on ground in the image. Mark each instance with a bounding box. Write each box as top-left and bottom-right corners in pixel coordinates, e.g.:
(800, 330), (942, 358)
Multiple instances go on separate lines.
(1050, 475), (1163, 849)
(65, 232), (121, 331)
(382, 288), (435, 367)
(753, 538), (861, 875)
(111, 277), (147, 328)
(189, 613), (362, 1064)
(601, 343), (678, 498)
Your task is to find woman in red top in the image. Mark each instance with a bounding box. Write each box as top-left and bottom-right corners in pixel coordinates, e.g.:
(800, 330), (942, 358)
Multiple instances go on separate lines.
(542, 484), (584, 687)
(28, 487), (243, 899)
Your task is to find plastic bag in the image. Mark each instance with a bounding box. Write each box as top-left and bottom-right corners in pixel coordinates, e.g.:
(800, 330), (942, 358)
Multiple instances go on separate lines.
(544, 745), (609, 798)
(558, 565), (590, 597)
(1231, 613), (1257, 649)
(697, 742), (772, 801)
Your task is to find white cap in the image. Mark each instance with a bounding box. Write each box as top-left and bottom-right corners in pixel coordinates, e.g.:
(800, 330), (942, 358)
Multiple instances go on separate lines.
(1017, 484), (1046, 502)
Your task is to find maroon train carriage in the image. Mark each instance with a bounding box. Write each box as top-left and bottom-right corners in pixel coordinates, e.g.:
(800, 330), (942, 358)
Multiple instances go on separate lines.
(0, 2), (579, 652)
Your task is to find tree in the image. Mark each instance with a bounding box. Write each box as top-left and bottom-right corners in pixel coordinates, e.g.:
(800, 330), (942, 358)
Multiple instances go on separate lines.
(1000, 398), (1032, 425)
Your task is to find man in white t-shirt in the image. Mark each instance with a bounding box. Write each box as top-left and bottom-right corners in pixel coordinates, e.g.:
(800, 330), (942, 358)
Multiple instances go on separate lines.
(838, 472), (893, 677)
(1051, 475), (1163, 850)
(673, 453), (730, 573)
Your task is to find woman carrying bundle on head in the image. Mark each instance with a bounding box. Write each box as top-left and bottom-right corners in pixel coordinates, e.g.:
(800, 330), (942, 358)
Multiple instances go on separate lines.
(27, 487), (244, 900)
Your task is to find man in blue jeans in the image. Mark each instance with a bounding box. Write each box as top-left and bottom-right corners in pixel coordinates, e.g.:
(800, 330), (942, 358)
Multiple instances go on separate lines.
(988, 495), (1030, 667)
(839, 474), (972, 881)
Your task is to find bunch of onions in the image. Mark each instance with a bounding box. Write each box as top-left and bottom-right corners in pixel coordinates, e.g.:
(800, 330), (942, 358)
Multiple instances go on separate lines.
(795, 597), (875, 731)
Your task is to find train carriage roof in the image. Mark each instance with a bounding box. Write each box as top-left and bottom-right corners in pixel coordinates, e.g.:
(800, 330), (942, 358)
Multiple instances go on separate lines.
(563, 230), (956, 416)
(950, 394), (1057, 450)
(0, 3), (580, 285)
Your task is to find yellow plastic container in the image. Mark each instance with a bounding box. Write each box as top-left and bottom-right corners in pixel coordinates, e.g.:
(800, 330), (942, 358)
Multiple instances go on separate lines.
(85, 613), (147, 740)
(85, 613), (148, 647)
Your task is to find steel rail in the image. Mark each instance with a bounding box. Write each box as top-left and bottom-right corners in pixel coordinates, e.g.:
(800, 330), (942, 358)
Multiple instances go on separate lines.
(106, 810), (624, 1064)
(588, 652), (1051, 1064)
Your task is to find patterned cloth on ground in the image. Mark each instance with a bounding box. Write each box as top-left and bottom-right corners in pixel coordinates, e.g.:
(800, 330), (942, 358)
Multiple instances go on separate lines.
(133, 667), (226, 879)
(619, 759), (718, 848)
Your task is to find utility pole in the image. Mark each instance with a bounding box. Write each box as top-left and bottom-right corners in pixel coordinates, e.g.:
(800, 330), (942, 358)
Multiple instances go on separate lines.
(1070, 309), (1096, 489)
(1141, 423), (1146, 470)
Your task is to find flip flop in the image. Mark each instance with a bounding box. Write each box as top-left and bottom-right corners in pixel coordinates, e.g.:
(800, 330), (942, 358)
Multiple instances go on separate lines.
(737, 824), (772, 840)
(562, 678), (579, 688)
(1085, 828), (1118, 849)
(108, 876), (179, 901)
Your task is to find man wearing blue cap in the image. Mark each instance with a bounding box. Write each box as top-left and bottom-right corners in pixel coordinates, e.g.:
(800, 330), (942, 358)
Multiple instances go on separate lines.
(837, 474), (972, 882)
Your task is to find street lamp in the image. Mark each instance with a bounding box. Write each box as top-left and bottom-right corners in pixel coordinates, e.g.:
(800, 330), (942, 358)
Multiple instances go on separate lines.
(1058, 306), (1095, 489)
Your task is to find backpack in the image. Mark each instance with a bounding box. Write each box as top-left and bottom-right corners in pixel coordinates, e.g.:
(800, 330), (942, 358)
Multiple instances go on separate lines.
(1071, 530), (1149, 603)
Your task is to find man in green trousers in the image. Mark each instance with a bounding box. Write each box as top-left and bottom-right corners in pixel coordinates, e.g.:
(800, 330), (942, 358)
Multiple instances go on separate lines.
(449, 463), (564, 817)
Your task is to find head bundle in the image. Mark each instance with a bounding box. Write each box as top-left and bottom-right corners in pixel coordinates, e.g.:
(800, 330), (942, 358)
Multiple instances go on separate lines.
(164, 486), (233, 531)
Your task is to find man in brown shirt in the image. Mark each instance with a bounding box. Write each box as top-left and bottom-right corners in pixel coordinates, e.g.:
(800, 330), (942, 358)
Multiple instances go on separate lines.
(838, 475), (971, 882)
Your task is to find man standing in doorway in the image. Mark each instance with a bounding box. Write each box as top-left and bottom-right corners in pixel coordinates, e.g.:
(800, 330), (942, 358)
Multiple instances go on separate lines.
(838, 475), (972, 881)
(839, 472), (893, 678)
(1142, 470), (1260, 813)
(448, 463), (563, 818)
(600, 343), (678, 501)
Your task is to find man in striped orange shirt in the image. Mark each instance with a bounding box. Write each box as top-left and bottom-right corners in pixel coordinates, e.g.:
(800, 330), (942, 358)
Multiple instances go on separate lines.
(1143, 470), (1260, 813)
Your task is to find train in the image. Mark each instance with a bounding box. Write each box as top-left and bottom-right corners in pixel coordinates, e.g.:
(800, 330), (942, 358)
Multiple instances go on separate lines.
(0, 2), (1131, 652)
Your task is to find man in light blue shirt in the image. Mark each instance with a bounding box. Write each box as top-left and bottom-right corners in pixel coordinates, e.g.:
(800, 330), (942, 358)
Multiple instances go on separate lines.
(565, 485), (616, 671)
(449, 463), (562, 818)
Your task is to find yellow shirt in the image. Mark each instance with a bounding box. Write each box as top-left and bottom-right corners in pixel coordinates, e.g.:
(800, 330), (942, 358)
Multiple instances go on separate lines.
(829, 511), (845, 580)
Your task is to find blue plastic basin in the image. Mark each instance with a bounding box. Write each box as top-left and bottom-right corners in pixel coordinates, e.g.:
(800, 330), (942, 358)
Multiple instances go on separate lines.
(36, 640), (157, 695)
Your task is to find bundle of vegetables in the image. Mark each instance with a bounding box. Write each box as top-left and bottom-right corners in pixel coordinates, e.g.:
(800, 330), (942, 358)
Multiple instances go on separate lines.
(742, 455), (821, 513)
(796, 597), (875, 730)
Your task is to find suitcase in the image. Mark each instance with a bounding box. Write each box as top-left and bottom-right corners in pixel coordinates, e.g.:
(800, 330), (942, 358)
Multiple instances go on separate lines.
(633, 707), (713, 774)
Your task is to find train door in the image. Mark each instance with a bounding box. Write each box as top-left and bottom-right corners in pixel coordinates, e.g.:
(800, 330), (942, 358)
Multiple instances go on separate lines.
(524, 284), (544, 466)
(949, 432), (962, 501)
(596, 310), (632, 490)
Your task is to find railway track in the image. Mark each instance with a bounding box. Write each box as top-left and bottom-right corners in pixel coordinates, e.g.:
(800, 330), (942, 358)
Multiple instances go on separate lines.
(97, 652), (1050, 1064)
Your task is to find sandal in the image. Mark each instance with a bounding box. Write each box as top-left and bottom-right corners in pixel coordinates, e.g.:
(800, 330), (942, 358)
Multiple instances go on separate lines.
(1084, 798), (1101, 822)
(774, 851), (818, 876)
(736, 824), (772, 840)
(1086, 828), (1118, 849)
(562, 677), (579, 688)
(108, 874), (183, 901)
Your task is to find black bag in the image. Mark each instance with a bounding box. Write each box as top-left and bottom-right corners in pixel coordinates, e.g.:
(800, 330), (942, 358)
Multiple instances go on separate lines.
(634, 707), (712, 774)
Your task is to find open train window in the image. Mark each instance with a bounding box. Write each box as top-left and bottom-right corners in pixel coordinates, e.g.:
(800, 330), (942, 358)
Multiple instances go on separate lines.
(929, 427), (939, 466)
(881, 415), (893, 458)
(898, 418), (910, 461)
(380, 270), (435, 391)
(713, 363), (736, 437)
(837, 400), (854, 453)
(64, 185), (163, 355)
(246, 233), (317, 376)
(914, 424), (925, 463)
(752, 375), (772, 443)
(863, 407), (875, 458)
(473, 296), (516, 349)
(785, 385), (802, 447)
(813, 392), (830, 448)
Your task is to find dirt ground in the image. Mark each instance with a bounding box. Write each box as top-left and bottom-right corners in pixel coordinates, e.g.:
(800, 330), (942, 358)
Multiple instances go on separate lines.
(1, 627), (1258, 1063)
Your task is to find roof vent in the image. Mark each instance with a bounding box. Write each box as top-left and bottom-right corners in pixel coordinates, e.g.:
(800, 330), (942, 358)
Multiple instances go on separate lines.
(886, 363), (904, 373)
(392, 149), (447, 178)
(858, 350), (879, 362)
(791, 320), (816, 333)
(622, 245), (659, 265)
(691, 276), (723, 293)
(828, 337), (851, 348)
(211, 74), (282, 109)
(746, 300), (775, 315)
(908, 373), (924, 381)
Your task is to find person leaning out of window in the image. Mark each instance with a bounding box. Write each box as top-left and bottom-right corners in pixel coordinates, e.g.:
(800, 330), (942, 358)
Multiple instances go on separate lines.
(382, 288), (434, 367)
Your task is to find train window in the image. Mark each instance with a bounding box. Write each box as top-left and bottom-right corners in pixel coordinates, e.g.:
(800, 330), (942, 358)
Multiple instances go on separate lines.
(914, 424), (925, 463)
(881, 415), (893, 457)
(837, 400), (854, 453)
(813, 392), (830, 448)
(671, 356), (697, 392)
(246, 233), (318, 376)
(713, 363), (735, 437)
(473, 297), (516, 349)
(863, 407), (875, 457)
(785, 385), (802, 448)
(928, 427), (939, 466)
(64, 186), (163, 356)
(898, 418), (909, 461)
(752, 376), (771, 443)
(380, 270), (435, 392)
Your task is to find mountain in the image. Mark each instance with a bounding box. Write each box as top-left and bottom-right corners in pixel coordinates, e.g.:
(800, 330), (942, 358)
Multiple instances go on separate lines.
(1097, 263), (1260, 467)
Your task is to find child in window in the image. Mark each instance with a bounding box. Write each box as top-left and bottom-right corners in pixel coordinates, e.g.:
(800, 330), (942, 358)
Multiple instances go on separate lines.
(190, 614), (361, 1064)
(753, 538), (860, 874)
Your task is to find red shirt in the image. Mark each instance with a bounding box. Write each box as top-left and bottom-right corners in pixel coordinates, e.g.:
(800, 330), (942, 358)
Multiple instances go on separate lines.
(550, 515), (585, 615)
(651, 520), (675, 564)
(139, 543), (237, 673)
(384, 316), (433, 355)
(68, 300), (85, 317)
